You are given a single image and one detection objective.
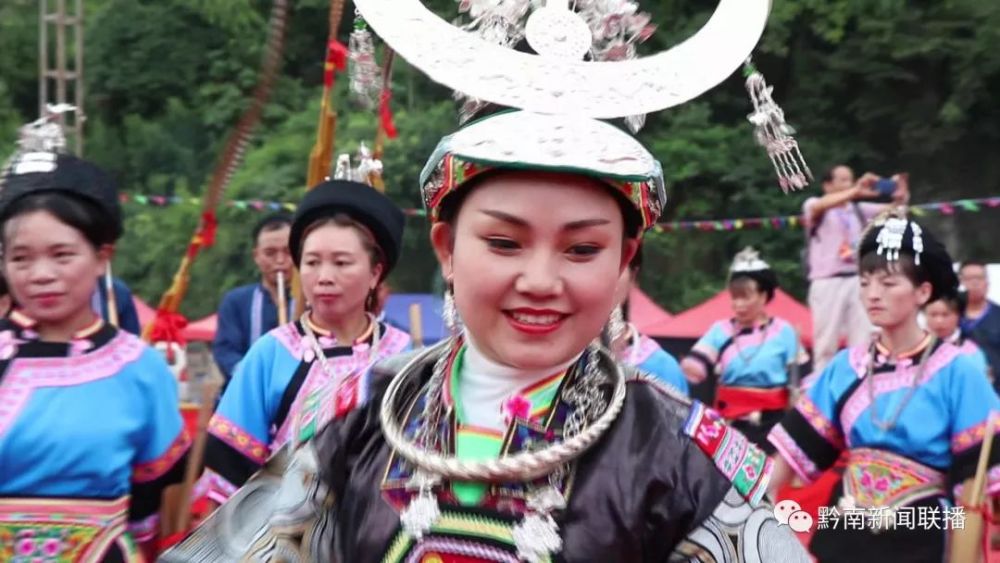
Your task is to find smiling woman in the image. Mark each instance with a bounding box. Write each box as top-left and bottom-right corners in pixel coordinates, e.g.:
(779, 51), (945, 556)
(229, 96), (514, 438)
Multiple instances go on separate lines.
(0, 131), (189, 561)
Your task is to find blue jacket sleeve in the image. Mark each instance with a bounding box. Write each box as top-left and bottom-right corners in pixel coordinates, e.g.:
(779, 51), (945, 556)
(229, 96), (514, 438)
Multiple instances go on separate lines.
(213, 290), (247, 381)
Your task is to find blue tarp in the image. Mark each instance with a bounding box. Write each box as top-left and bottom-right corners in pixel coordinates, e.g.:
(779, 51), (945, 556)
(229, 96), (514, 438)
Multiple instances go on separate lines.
(382, 293), (447, 344)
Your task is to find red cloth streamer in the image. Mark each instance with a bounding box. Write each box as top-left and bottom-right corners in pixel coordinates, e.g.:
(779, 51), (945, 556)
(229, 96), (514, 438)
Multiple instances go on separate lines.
(323, 40), (349, 88)
(199, 210), (218, 247)
(713, 385), (790, 420)
(379, 89), (399, 139)
(150, 309), (189, 346)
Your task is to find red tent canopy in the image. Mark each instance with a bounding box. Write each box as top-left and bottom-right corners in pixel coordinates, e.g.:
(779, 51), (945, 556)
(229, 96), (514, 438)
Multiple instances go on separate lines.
(627, 287), (672, 333)
(133, 296), (156, 329)
(644, 288), (813, 347)
(184, 314), (217, 342)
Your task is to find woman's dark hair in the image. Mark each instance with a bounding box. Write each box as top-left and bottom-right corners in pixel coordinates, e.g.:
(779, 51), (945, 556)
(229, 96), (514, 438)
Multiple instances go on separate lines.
(820, 164), (851, 184)
(858, 252), (930, 288)
(729, 270), (778, 303)
(437, 170), (643, 238)
(0, 191), (114, 250)
(929, 294), (963, 315)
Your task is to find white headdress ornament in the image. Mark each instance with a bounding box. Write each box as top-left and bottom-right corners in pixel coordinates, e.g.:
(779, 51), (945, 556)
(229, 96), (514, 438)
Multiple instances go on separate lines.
(333, 142), (384, 186)
(874, 216), (923, 266)
(730, 246), (770, 273)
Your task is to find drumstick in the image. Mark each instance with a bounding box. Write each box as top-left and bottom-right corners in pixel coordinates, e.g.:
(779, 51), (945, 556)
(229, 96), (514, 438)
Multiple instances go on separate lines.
(174, 377), (222, 533)
(409, 303), (423, 348)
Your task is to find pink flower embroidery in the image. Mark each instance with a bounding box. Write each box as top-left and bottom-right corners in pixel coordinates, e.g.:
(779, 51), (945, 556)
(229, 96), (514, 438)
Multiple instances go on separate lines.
(42, 538), (62, 557)
(502, 394), (532, 425)
(0, 330), (19, 360)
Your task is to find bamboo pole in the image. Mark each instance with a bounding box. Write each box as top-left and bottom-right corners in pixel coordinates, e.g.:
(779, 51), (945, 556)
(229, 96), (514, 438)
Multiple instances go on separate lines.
(950, 412), (996, 563)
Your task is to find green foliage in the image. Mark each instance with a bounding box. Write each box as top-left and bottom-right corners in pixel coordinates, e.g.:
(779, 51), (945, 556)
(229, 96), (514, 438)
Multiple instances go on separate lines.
(2, 0), (999, 320)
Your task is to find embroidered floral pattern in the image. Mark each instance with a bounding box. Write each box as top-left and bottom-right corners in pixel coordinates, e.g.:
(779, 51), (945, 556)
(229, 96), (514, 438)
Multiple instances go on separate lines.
(502, 394), (531, 425)
(0, 496), (132, 562)
(683, 403), (771, 506)
(208, 414), (268, 465)
(794, 395), (843, 450)
(842, 448), (945, 509)
(132, 429), (191, 483)
(951, 412), (1000, 454)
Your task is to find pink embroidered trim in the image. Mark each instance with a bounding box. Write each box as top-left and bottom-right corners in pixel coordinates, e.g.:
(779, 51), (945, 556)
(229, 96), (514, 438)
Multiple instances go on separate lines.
(207, 413), (268, 465)
(126, 513), (159, 542)
(272, 323), (305, 360)
(840, 343), (961, 440)
(0, 332), (146, 438)
(794, 395), (844, 450)
(279, 325), (411, 447)
(132, 429), (191, 483)
(203, 469), (238, 504)
(769, 423), (821, 483)
(952, 412), (1000, 454)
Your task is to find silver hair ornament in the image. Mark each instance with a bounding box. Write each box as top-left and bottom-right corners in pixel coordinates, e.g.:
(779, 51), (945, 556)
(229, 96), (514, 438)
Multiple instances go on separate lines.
(875, 217), (908, 263)
(744, 59), (811, 192)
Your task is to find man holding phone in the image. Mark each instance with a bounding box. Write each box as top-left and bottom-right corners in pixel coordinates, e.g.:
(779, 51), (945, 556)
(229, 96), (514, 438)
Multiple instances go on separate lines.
(803, 164), (910, 372)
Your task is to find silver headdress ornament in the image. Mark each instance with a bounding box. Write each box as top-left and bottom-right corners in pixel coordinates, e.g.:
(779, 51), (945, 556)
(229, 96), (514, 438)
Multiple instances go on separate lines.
(873, 212), (924, 266)
(743, 58), (812, 192)
(454, 0), (656, 131)
(1, 104), (77, 188)
(333, 142), (384, 186)
(730, 246), (770, 273)
(348, 10), (382, 109)
(354, 0), (771, 119)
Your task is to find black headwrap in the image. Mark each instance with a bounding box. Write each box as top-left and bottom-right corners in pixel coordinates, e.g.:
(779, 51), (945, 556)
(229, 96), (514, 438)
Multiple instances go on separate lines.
(858, 210), (958, 302)
(289, 180), (405, 274)
(0, 151), (123, 244)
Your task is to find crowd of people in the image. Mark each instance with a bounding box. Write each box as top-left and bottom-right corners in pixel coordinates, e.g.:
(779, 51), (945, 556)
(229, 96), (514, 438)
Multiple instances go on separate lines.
(1, 0), (999, 562)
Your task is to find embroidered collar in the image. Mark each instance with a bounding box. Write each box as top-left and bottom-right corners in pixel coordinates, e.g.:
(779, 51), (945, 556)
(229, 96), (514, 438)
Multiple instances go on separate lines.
(874, 332), (933, 361)
(731, 316), (773, 335)
(304, 313), (375, 346)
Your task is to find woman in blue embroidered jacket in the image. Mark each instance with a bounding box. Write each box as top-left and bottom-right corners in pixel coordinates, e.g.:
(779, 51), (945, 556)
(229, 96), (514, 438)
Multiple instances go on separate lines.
(767, 210), (1000, 562)
(0, 138), (189, 561)
(681, 246), (808, 453)
(202, 180), (411, 504)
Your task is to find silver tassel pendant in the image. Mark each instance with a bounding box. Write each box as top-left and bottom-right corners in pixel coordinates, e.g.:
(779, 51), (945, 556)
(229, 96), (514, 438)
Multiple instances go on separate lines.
(400, 470), (442, 540)
(349, 11), (381, 109)
(744, 58), (812, 193)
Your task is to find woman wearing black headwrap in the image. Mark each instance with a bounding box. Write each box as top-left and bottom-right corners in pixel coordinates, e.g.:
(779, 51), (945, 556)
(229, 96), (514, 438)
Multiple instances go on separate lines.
(767, 209), (1000, 562)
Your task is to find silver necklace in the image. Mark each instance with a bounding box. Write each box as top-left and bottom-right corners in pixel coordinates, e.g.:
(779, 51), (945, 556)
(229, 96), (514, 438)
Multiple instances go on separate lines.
(866, 335), (935, 432)
(733, 318), (768, 364)
(300, 311), (382, 381)
(381, 339), (626, 562)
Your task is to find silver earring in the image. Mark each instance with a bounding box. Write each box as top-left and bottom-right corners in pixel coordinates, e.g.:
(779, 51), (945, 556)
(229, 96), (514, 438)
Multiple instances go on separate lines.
(444, 288), (463, 336)
(607, 306), (626, 347)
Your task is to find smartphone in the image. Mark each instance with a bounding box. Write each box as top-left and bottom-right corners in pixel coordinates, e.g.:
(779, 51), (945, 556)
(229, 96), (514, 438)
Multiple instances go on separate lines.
(875, 178), (897, 197)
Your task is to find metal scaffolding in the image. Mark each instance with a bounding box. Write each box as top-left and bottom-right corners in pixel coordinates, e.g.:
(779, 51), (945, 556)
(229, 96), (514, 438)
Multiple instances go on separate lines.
(39, 0), (85, 155)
